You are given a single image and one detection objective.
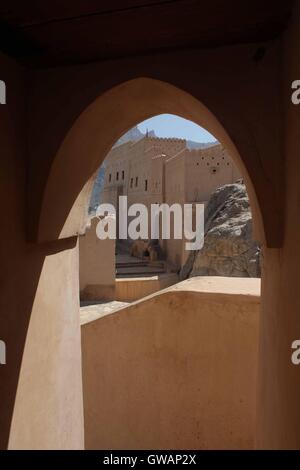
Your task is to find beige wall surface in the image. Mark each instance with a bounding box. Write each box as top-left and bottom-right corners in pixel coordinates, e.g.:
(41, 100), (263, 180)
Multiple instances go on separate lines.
(82, 277), (260, 450)
(79, 218), (115, 301)
(115, 273), (178, 302)
(184, 145), (241, 203)
(8, 243), (84, 449)
(0, 53), (84, 449)
(164, 151), (186, 268)
(256, 4), (300, 449)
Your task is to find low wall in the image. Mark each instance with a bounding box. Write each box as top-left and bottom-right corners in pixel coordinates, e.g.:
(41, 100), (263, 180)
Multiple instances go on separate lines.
(79, 218), (115, 301)
(81, 276), (260, 449)
(115, 273), (178, 301)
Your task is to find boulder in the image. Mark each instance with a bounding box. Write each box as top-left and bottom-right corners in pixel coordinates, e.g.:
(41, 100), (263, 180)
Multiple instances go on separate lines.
(180, 182), (261, 279)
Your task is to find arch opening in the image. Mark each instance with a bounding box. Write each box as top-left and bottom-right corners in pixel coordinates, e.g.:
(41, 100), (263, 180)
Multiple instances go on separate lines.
(36, 78), (265, 248)
(21, 77), (265, 450)
(81, 113), (260, 298)
(78, 111), (261, 450)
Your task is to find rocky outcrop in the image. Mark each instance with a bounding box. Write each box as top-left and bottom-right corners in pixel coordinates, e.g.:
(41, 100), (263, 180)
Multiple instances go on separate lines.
(89, 165), (106, 212)
(186, 140), (217, 150)
(115, 126), (156, 146)
(180, 182), (261, 279)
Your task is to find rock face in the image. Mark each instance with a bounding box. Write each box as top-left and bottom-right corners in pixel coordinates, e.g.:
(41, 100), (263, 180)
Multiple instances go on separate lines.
(89, 165), (106, 212)
(115, 126), (156, 146)
(181, 182), (261, 279)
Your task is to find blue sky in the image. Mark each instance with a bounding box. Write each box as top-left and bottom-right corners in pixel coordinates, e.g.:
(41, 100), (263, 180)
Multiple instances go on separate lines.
(138, 114), (216, 143)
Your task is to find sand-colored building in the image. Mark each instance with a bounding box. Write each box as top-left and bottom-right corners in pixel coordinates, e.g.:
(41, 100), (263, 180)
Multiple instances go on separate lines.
(101, 135), (241, 268)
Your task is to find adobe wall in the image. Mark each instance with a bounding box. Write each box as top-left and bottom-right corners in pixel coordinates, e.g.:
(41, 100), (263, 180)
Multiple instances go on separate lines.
(184, 145), (241, 203)
(102, 139), (240, 210)
(0, 53), (84, 449)
(164, 151), (186, 268)
(115, 273), (178, 302)
(79, 218), (115, 301)
(81, 277), (260, 449)
(163, 145), (241, 269)
(256, 4), (300, 449)
(8, 242), (84, 449)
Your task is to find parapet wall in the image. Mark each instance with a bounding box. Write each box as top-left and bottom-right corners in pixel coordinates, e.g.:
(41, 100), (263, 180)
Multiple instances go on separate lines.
(81, 276), (260, 449)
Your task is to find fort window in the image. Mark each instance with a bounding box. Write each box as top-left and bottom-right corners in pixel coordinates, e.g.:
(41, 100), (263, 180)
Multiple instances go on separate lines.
(109, 173), (112, 182)
(116, 172), (119, 181)
(135, 177), (138, 187)
(122, 170), (125, 180)
(145, 179), (148, 191)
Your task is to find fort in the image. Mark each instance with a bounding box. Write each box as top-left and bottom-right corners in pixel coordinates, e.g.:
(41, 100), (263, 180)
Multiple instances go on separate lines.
(100, 135), (240, 269)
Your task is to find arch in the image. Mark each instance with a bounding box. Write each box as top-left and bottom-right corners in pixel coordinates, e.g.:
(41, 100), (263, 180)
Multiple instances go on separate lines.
(36, 77), (266, 245)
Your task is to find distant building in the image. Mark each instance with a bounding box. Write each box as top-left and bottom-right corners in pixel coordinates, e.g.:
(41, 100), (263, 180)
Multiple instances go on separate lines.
(100, 135), (241, 269)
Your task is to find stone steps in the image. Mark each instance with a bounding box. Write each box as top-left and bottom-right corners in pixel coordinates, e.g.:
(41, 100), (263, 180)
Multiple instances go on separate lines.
(116, 266), (166, 277)
(116, 253), (166, 277)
